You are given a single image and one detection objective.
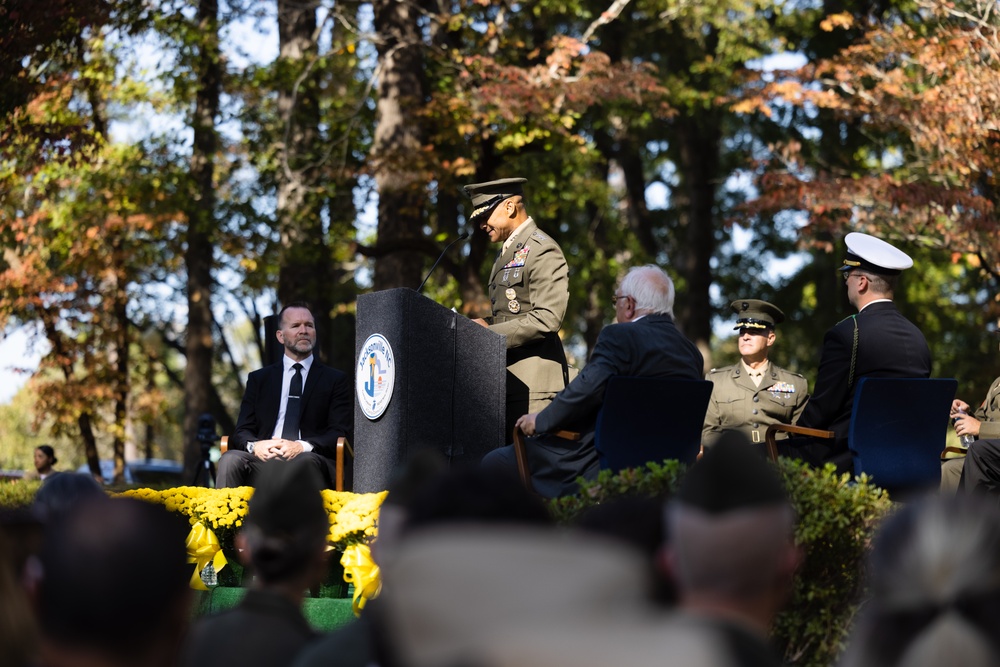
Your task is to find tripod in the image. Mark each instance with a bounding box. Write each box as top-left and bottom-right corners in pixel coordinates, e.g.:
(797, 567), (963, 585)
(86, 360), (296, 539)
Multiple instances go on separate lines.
(191, 443), (216, 487)
(190, 412), (218, 487)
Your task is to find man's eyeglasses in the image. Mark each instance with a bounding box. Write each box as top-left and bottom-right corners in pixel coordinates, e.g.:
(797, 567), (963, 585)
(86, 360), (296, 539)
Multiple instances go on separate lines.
(611, 294), (633, 305)
(842, 271), (858, 283)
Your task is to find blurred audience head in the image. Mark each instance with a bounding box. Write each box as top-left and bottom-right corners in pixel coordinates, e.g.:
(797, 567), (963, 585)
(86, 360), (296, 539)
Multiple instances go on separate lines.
(663, 431), (799, 634)
(840, 495), (1000, 667)
(574, 494), (676, 605)
(239, 459), (329, 587)
(401, 466), (553, 536)
(0, 528), (37, 667)
(35, 495), (191, 667)
(31, 472), (104, 524)
(372, 448), (449, 566)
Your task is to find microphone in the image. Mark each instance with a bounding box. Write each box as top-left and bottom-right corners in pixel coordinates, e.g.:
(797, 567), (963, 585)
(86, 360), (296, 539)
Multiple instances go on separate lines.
(416, 232), (470, 293)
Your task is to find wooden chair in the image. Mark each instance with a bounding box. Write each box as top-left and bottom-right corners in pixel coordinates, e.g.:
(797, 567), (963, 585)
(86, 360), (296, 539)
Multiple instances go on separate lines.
(513, 376), (714, 492)
(219, 436), (354, 491)
(765, 377), (957, 496)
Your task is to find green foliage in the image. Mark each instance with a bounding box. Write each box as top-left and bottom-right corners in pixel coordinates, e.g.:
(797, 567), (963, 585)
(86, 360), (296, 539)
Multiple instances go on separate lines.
(774, 460), (892, 667)
(0, 480), (42, 508)
(548, 457), (893, 667)
(548, 459), (688, 523)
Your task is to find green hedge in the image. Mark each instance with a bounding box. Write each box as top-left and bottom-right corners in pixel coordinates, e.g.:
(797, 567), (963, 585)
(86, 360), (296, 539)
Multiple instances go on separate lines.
(549, 458), (893, 667)
(0, 479), (41, 508)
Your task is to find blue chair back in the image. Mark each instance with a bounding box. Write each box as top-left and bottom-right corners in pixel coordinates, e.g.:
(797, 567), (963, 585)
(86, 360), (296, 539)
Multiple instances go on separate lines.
(848, 377), (957, 494)
(595, 376), (713, 472)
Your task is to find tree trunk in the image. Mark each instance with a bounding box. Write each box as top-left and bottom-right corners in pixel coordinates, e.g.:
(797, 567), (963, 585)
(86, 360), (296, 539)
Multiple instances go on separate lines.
(371, 0), (426, 290)
(675, 115), (720, 372)
(111, 246), (129, 484)
(183, 0), (221, 485)
(275, 0), (334, 359)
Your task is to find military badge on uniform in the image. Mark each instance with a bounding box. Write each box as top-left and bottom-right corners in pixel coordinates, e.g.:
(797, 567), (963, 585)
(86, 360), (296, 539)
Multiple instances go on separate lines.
(505, 288), (517, 300)
(503, 246), (531, 269)
(508, 299), (520, 313)
(768, 381), (796, 398)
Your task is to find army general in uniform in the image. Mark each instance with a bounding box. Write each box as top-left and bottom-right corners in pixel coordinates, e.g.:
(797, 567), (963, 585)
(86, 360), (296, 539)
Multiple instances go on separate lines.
(465, 178), (570, 436)
(702, 299), (808, 451)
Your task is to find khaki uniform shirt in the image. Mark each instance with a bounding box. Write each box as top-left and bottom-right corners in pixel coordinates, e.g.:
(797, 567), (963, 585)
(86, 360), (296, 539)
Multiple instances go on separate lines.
(973, 376), (1000, 440)
(487, 218), (570, 421)
(702, 361), (809, 449)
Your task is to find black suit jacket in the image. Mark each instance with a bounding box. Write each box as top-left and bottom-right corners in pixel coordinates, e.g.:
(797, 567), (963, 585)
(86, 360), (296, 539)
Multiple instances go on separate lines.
(536, 314), (705, 435)
(231, 358), (353, 460)
(798, 301), (931, 453)
(525, 315), (703, 496)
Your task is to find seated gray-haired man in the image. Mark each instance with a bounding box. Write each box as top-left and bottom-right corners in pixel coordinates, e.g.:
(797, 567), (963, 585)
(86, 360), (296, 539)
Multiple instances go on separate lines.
(482, 264), (704, 497)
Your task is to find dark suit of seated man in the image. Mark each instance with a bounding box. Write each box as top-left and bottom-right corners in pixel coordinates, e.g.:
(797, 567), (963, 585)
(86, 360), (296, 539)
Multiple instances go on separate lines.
(482, 265), (704, 497)
(217, 302), (352, 488)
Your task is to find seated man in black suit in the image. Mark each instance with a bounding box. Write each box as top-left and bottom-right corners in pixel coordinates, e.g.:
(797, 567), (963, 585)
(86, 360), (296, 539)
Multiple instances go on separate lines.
(482, 265), (704, 497)
(217, 302), (352, 488)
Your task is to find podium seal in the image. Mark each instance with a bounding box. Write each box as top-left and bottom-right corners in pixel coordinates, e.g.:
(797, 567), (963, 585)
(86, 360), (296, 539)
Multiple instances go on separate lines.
(357, 333), (395, 420)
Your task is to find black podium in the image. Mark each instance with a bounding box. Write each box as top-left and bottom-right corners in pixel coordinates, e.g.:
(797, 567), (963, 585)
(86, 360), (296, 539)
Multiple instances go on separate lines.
(353, 288), (507, 493)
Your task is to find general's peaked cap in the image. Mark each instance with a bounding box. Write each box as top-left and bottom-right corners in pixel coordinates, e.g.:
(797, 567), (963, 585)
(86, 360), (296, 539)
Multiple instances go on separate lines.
(463, 178), (527, 224)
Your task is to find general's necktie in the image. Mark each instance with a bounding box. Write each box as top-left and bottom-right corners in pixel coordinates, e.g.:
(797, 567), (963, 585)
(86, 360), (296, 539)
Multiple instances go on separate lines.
(281, 363), (303, 440)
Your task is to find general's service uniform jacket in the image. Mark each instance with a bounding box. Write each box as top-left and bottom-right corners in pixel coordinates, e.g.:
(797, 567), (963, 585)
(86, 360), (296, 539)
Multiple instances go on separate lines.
(702, 363), (808, 449)
(487, 218), (570, 420)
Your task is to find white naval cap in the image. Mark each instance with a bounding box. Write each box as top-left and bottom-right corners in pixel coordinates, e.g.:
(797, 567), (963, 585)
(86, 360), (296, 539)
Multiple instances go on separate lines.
(840, 232), (914, 276)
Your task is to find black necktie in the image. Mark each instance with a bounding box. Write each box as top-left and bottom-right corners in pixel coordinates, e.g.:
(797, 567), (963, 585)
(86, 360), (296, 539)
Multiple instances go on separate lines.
(281, 363), (303, 440)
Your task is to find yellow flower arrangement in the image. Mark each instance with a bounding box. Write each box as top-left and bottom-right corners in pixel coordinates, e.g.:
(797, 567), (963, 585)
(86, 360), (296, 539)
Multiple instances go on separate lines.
(120, 486), (387, 603)
(119, 486), (386, 552)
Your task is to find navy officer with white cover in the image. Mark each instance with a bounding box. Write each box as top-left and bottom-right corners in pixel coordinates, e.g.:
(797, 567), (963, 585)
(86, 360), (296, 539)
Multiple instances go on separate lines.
(483, 265), (704, 497)
(777, 232), (931, 473)
(702, 299), (808, 450)
(465, 177), (571, 437)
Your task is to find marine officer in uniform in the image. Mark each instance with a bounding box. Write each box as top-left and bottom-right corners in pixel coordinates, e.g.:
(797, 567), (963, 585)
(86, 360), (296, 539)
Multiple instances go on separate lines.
(702, 299), (808, 451)
(464, 177), (570, 436)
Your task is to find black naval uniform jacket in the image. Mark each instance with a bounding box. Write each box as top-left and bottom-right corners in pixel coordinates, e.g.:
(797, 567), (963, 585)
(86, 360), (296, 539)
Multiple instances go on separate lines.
(797, 300), (931, 459)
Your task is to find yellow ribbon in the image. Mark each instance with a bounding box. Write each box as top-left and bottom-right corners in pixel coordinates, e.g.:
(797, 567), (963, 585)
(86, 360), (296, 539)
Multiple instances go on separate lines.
(341, 543), (381, 616)
(185, 523), (228, 591)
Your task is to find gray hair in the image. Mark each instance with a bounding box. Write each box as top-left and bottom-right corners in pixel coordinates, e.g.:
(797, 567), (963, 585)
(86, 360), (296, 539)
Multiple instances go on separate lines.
(618, 265), (675, 317)
(839, 496), (1000, 667)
